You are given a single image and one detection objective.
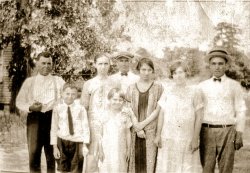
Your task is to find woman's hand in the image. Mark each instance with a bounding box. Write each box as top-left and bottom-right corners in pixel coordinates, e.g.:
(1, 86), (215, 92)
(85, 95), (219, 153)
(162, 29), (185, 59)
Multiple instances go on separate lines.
(133, 122), (145, 132)
(99, 147), (105, 162)
(137, 130), (146, 139)
(154, 135), (162, 148)
(190, 137), (199, 153)
(126, 148), (131, 163)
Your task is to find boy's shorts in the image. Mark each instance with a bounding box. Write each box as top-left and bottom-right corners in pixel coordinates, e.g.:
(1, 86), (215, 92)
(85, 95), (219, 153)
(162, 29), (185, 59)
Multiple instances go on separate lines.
(56, 137), (83, 173)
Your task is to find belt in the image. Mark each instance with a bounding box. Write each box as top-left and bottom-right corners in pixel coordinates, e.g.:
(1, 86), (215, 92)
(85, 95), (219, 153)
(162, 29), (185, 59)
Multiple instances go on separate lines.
(202, 123), (234, 128)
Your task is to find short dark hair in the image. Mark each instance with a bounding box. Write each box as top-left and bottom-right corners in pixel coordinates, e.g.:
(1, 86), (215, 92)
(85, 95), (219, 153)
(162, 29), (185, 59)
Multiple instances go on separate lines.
(136, 58), (154, 72)
(36, 52), (51, 61)
(107, 88), (125, 100)
(169, 61), (188, 79)
(62, 82), (78, 92)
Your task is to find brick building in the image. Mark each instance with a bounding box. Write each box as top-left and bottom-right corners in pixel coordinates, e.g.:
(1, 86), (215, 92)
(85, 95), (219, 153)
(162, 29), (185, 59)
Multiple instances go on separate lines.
(0, 45), (12, 111)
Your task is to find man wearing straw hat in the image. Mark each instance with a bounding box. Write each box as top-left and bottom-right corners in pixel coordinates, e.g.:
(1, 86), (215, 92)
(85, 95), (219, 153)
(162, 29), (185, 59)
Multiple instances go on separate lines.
(198, 47), (246, 173)
(110, 51), (139, 93)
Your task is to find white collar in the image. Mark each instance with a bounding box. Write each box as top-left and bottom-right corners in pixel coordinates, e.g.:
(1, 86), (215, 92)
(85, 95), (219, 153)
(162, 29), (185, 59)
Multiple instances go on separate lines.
(62, 100), (75, 107)
(36, 73), (52, 79)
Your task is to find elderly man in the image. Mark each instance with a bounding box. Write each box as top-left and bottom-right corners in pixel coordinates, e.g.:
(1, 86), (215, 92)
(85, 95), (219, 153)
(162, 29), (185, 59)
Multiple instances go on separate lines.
(110, 51), (139, 93)
(16, 52), (65, 173)
(198, 47), (246, 173)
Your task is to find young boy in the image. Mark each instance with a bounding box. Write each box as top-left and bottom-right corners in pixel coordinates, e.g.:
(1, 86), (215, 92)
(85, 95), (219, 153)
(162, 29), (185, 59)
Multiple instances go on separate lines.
(50, 82), (90, 173)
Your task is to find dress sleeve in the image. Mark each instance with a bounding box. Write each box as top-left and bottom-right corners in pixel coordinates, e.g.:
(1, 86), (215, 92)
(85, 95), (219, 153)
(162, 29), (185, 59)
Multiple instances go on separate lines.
(193, 86), (204, 112)
(125, 110), (133, 129)
(80, 80), (90, 110)
(157, 83), (164, 101)
(50, 105), (59, 145)
(81, 106), (90, 144)
(126, 85), (132, 102)
(158, 91), (166, 109)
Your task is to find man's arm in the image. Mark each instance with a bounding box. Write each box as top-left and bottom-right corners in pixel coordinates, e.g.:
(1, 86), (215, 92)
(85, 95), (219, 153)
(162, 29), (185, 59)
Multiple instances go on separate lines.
(234, 84), (247, 133)
(16, 78), (32, 113)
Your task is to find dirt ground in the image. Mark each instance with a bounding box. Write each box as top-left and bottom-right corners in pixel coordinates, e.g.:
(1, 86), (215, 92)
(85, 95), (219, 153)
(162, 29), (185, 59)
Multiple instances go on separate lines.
(1, 117), (250, 173)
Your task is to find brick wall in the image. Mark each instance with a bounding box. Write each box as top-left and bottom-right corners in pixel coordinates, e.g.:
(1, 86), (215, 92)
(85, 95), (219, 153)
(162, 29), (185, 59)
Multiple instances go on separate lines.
(0, 45), (12, 106)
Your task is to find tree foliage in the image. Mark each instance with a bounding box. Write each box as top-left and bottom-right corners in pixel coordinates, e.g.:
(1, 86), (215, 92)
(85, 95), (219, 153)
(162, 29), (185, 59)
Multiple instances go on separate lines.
(0, 0), (125, 112)
(213, 22), (250, 90)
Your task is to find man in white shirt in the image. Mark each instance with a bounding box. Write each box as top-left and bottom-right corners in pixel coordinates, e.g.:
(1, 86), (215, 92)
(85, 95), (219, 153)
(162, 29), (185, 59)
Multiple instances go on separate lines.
(110, 52), (139, 93)
(198, 48), (246, 173)
(16, 52), (65, 173)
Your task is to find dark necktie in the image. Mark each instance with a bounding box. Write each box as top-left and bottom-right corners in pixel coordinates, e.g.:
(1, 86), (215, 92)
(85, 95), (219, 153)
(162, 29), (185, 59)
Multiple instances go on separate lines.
(67, 106), (74, 135)
(213, 78), (221, 82)
(121, 72), (128, 76)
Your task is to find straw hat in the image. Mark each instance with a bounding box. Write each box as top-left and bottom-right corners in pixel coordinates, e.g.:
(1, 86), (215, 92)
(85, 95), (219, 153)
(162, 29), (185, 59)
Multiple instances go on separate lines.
(205, 47), (231, 63)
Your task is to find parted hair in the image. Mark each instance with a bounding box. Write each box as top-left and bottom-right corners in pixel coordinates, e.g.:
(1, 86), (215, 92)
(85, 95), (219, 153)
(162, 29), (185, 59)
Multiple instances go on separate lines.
(169, 60), (189, 79)
(107, 88), (125, 100)
(136, 57), (155, 72)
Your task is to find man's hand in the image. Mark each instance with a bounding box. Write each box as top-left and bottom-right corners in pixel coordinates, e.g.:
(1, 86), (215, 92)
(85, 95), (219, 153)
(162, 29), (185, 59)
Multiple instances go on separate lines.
(82, 144), (89, 157)
(154, 135), (162, 148)
(137, 130), (146, 139)
(29, 102), (42, 112)
(53, 145), (60, 159)
(234, 131), (243, 150)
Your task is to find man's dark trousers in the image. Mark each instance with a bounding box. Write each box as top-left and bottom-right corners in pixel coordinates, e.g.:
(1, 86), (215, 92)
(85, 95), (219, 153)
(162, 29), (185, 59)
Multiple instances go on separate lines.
(27, 110), (55, 173)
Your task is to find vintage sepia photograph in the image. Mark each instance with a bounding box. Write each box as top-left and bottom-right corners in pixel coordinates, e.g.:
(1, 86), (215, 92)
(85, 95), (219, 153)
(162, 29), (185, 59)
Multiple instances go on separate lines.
(0, 0), (250, 172)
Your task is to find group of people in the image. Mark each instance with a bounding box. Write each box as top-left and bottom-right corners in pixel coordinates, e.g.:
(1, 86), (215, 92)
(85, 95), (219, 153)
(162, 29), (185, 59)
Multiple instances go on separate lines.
(16, 47), (247, 173)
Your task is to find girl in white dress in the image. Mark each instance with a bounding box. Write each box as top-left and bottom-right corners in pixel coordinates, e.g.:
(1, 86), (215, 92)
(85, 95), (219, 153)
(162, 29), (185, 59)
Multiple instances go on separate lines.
(154, 61), (203, 173)
(98, 88), (132, 173)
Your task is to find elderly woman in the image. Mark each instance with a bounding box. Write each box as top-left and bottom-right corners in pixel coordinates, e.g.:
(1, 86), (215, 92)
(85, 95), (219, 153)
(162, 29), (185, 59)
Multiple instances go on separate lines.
(126, 57), (163, 173)
(154, 61), (203, 173)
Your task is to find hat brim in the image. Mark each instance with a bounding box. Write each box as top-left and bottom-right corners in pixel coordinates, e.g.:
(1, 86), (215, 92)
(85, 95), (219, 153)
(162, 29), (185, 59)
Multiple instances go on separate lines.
(115, 54), (133, 60)
(205, 53), (231, 64)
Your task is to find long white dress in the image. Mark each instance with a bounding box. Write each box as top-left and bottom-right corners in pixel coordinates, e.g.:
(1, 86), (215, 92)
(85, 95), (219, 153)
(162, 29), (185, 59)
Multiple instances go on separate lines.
(99, 109), (132, 173)
(81, 76), (119, 172)
(155, 85), (203, 173)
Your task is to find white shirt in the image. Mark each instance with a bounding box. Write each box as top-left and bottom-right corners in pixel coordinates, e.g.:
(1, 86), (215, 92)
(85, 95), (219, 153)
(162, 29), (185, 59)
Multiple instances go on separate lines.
(50, 100), (90, 144)
(198, 75), (247, 132)
(110, 71), (139, 93)
(16, 73), (65, 113)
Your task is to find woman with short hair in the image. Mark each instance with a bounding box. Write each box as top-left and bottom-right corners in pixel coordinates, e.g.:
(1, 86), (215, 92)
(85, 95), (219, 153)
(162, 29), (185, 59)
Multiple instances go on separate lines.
(127, 57), (163, 173)
(154, 61), (203, 173)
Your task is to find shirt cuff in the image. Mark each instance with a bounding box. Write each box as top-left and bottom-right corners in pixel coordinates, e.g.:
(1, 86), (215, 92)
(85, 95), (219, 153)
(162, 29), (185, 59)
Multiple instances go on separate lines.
(50, 136), (57, 145)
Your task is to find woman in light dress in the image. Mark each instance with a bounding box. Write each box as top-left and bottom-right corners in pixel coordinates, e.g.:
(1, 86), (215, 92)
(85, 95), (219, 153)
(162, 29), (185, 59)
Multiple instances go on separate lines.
(80, 53), (119, 173)
(154, 61), (203, 173)
(98, 88), (132, 173)
(127, 58), (163, 173)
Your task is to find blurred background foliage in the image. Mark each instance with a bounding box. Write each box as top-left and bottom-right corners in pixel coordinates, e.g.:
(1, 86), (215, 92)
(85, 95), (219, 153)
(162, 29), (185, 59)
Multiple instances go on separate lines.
(0, 0), (249, 113)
